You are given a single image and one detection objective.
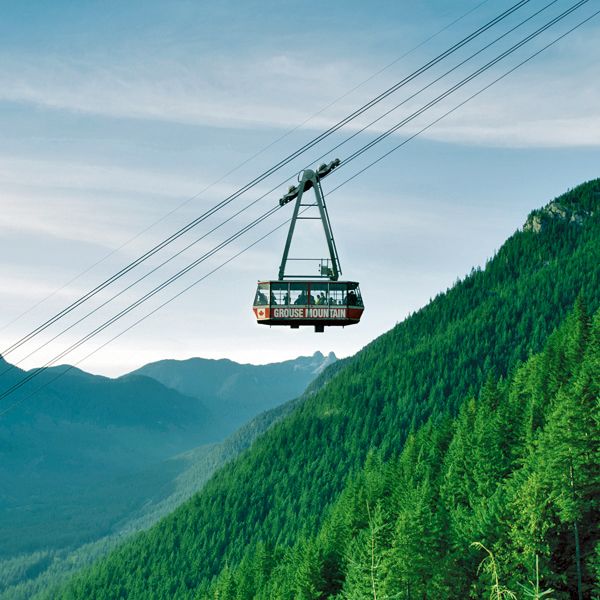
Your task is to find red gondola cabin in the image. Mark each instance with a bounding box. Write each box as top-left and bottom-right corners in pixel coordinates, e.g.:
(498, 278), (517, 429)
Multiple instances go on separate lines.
(253, 280), (364, 332)
(252, 159), (364, 333)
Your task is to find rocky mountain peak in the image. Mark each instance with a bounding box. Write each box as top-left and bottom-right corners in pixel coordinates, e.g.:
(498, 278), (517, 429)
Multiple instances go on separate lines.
(523, 199), (593, 233)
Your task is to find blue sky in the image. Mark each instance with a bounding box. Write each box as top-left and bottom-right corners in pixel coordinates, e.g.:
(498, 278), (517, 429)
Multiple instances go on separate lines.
(0, 0), (599, 375)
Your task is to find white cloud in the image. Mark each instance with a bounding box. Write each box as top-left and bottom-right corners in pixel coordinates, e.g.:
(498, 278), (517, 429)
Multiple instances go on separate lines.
(0, 156), (279, 247)
(427, 115), (600, 147)
(0, 156), (235, 199)
(0, 52), (347, 129)
(419, 47), (600, 148)
(0, 22), (598, 149)
(0, 273), (80, 301)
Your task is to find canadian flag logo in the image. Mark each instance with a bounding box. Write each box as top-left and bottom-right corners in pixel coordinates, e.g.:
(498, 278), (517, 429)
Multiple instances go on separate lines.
(257, 308), (266, 318)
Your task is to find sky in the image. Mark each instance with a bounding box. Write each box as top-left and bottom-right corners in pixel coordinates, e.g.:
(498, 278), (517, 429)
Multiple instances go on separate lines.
(0, 0), (599, 377)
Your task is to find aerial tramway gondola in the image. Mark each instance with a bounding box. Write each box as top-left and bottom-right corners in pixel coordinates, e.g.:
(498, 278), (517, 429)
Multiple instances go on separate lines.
(253, 158), (364, 332)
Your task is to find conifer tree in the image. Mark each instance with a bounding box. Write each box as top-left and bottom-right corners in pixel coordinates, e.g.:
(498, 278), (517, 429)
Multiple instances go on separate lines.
(342, 502), (389, 600)
(294, 540), (324, 600)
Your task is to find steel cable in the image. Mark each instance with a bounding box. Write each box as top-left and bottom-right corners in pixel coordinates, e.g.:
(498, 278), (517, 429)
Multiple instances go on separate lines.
(0, 0), (532, 359)
(0, 1), (596, 412)
(1, 0), (555, 372)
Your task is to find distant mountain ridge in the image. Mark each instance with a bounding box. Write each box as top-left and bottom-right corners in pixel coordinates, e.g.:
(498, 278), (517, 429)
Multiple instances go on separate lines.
(0, 350), (333, 598)
(0, 359), (209, 564)
(0, 393), (313, 600)
(132, 351), (337, 434)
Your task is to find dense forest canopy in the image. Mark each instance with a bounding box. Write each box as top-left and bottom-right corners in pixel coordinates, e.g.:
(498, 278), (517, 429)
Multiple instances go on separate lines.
(207, 299), (600, 599)
(50, 180), (599, 599)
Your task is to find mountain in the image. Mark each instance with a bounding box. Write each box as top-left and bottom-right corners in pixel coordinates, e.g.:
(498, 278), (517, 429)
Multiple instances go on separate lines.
(132, 351), (337, 434)
(51, 179), (599, 599)
(0, 352), (333, 598)
(0, 362), (212, 556)
(0, 395), (305, 600)
(210, 300), (600, 598)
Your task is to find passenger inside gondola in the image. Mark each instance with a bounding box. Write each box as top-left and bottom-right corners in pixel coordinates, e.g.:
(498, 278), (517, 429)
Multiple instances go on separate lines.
(290, 283), (308, 305)
(295, 292), (307, 305)
(253, 279), (364, 330)
(255, 289), (268, 305)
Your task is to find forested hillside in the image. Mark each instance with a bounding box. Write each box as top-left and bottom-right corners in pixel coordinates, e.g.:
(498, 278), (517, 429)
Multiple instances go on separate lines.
(52, 179), (600, 599)
(208, 299), (599, 598)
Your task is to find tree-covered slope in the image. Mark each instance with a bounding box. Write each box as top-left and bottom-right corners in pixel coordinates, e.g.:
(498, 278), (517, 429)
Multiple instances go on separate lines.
(209, 300), (599, 599)
(53, 179), (600, 599)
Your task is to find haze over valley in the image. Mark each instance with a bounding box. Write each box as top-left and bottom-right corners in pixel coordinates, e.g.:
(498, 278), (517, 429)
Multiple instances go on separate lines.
(1, 1), (598, 598)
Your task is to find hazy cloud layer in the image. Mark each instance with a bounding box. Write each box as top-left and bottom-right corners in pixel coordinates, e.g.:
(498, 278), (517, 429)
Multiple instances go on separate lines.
(1, 1), (598, 375)
(1, 26), (598, 148)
